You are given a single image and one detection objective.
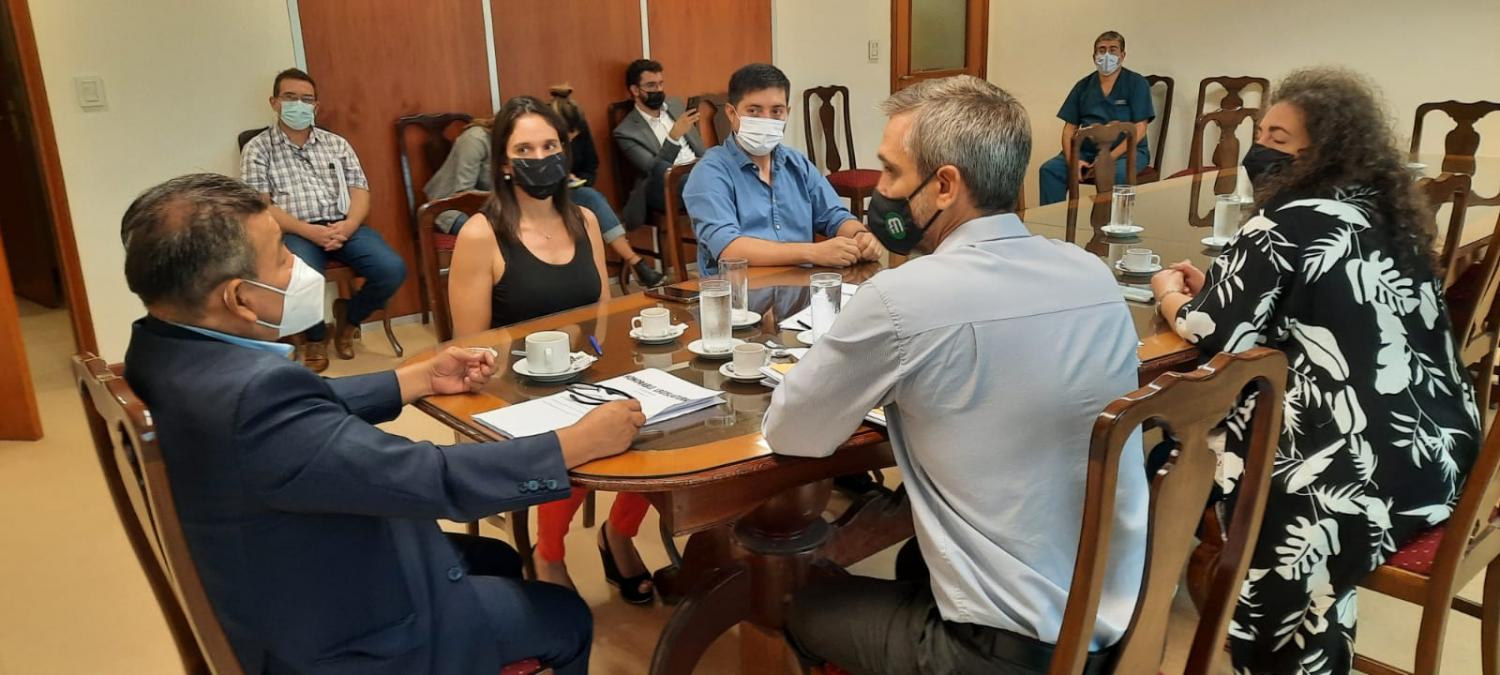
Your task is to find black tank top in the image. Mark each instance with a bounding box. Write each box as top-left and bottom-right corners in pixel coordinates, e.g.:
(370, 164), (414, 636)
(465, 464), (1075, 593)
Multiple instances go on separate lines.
(489, 231), (600, 328)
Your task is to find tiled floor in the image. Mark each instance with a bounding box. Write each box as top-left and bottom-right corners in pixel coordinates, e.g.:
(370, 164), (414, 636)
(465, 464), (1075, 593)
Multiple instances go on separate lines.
(0, 301), (1487, 673)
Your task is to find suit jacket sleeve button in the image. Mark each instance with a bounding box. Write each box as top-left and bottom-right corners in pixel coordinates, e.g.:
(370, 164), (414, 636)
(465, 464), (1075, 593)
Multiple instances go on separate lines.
(447, 566), (464, 581)
(546, 479), (559, 490)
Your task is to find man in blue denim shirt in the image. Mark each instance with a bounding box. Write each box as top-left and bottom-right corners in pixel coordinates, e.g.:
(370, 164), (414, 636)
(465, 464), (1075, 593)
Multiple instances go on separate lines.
(683, 64), (882, 276)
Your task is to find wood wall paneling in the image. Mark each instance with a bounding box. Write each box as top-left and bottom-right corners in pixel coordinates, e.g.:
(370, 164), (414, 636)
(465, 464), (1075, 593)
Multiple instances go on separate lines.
(297, 1), (494, 318)
(489, 0), (643, 211)
(647, 0), (773, 104)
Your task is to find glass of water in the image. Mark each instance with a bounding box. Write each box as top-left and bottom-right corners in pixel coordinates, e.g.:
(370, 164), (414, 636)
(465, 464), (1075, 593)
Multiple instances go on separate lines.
(809, 272), (843, 340)
(699, 279), (733, 353)
(1213, 194), (1241, 240)
(1110, 185), (1136, 226)
(719, 257), (749, 322)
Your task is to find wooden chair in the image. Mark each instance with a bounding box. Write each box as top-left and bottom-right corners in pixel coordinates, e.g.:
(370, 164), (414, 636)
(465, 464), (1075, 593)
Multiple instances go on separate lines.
(803, 85), (880, 219)
(1193, 76), (1270, 119)
(415, 191), (488, 343)
(1410, 100), (1500, 206)
(605, 99), (671, 286)
(1178, 108), (1265, 228)
(1421, 173), (1474, 288)
(1444, 201), (1500, 417)
(662, 161), (699, 283)
(1138, 75), (1175, 184)
(693, 92), (732, 147)
(1066, 121), (1139, 245)
(237, 127), (403, 357)
(396, 113), (473, 323)
(1351, 400), (1500, 675)
(76, 353), (245, 675)
(1051, 348), (1287, 675)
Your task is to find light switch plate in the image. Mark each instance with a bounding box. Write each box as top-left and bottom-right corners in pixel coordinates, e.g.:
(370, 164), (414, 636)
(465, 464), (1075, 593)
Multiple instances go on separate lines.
(74, 75), (107, 111)
(867, 40), (880, 62)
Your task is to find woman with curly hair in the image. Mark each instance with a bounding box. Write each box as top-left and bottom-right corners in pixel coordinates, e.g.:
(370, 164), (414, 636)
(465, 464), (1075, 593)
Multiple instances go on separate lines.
(1151, 67), (1480, 673)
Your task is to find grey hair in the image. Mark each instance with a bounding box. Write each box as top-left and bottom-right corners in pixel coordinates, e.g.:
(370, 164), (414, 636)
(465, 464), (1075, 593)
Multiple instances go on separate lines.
(1095, 30), (1125, 51)
(121, 173), (265, 312)
(878, 75), (1031, 213)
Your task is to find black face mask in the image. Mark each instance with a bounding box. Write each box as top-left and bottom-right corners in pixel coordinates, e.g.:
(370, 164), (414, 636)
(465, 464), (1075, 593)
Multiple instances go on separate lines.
(510, 152), (569, 200)
(866, 171), (942, 255)
(1243, 143), (1295, 183)
(640, 90), (666, 110)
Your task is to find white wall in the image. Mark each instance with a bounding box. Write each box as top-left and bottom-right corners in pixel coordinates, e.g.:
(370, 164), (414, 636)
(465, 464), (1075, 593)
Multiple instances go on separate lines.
(773, 0), (890, 170)
(29, 0), (295, 360)
(992, 0), (1500, 205)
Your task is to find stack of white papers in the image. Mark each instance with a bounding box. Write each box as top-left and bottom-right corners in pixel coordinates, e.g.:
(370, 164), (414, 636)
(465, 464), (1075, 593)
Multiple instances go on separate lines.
(777, 283), (863, 331)
(473, 368), (724, 439)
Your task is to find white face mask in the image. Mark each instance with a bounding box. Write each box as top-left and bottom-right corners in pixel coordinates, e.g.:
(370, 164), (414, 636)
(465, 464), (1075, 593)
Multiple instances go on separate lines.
(1095, 52), (1121, 76)
(241, 256), (326, 338)
(736, 115), (785, 156)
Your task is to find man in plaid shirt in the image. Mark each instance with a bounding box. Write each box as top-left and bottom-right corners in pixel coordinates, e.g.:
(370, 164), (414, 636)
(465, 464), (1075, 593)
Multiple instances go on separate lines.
(240, 68), (406, 372)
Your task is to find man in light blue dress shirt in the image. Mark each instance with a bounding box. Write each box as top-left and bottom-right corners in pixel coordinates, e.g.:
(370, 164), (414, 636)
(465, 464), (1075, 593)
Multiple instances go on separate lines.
(764, 77), (1148, 674)
(683, 64), (883, 276)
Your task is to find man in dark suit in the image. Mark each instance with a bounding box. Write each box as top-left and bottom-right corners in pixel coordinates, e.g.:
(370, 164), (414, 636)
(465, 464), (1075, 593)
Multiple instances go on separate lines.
(613, 58), (706, 229)
(119, 173), (645, 675)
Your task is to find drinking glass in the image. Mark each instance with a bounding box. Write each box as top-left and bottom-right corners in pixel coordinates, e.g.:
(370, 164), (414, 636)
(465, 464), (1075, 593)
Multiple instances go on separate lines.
(809, 272), (843, 340)
(1110, 185), (1136, 226)
(719, 257), (749, 319)
(1213, 194), (1241, 240)
(699, 279), (733, 352)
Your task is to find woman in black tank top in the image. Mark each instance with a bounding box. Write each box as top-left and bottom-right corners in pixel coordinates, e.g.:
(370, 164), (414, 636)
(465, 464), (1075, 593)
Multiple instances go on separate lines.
(445, 96), (658, 605)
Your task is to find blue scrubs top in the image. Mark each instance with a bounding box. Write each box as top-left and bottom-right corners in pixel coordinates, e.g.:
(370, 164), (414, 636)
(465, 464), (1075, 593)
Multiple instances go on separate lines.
(1057, 68), (1155, 159)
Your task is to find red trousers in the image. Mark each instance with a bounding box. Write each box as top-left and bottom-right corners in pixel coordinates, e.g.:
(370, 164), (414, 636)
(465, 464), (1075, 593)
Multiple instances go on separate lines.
(534, 489), (651, 563)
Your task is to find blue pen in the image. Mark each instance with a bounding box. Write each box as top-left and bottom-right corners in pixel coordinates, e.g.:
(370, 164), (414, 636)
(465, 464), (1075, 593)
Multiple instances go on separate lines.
(587, 335), (604, 356)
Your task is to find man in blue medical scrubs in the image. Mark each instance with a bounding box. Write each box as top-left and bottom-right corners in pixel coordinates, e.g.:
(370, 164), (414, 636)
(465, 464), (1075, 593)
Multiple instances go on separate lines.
(1037, 31), (1154, 205)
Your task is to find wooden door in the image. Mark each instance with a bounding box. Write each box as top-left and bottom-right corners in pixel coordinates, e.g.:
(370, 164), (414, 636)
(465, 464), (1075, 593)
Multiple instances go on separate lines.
(0, 0), (60, 308)
(891, 0), (988, 92)
(490, 0), (645, 209)
(647, 0), (772, 98)
(0, 205), (42, 440)
(297, 1), (494, 318)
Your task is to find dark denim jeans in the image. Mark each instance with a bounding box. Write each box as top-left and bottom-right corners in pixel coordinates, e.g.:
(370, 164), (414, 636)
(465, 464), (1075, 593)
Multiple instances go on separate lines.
(283, 224), (406, 341)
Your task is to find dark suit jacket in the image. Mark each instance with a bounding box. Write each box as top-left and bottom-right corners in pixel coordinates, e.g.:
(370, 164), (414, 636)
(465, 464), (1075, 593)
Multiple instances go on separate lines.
(124, 317), (572, 675)
(612, 97), (706, 228)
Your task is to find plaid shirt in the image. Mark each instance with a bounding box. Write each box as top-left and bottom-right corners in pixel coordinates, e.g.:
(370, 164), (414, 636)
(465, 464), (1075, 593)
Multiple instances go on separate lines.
(239, 125), (369, 223)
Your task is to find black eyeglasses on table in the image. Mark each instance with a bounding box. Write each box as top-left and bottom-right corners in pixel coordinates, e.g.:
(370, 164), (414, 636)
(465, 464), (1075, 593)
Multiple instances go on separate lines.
(567, 382), (635, 406)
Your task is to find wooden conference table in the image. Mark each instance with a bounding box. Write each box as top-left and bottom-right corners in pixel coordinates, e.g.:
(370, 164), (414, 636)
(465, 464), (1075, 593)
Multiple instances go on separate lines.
(407, 160), (1498, 674)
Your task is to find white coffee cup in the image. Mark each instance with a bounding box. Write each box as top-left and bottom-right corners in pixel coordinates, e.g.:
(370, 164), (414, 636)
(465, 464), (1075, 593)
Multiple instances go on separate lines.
(731, 342), (768, 377)
(525, 331), (571, 374)
(1122, 248), (1160, 272)
(631, 307), (672, 337)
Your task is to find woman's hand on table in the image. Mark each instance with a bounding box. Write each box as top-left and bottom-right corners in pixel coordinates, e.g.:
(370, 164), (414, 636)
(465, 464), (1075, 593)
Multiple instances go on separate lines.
(1150, 268), (1188, 300)
(1169, 259), (1206, 295)
(556, 400), (646, 468)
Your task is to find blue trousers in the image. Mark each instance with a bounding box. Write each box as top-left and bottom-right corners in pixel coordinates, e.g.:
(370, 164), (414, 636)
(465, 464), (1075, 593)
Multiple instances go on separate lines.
(1038, 147), (1150, 205)
(284, 224), (407, 341)
(569, 185), (627, 243)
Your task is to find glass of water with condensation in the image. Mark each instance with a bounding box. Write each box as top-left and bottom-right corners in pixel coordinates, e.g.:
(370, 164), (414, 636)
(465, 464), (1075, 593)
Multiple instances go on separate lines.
(699, 279), (733, 353)
(809, 273), (843, 340)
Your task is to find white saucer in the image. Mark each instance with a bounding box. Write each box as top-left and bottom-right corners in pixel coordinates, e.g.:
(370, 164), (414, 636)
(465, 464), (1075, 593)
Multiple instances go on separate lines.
(1100, 224), (1144, 237)
(1201, 235), (1231, 249)
(719, 362), (767, 382)
(630, 323), (688, 345)
(512, 353), (596, 382)
(732, 309), (762, 329)
(795, 329), (819, 345)
(1115, 260), (1163, 275)
(688, 338), (745, 360)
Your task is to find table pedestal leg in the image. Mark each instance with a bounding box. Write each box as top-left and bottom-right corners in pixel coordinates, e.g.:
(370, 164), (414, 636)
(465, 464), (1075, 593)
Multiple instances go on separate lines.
(649, 562), (751, 675)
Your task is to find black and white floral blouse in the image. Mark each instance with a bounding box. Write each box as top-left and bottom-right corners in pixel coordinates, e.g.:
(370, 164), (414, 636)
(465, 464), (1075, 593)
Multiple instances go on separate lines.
(1174, 185), (1480, 672)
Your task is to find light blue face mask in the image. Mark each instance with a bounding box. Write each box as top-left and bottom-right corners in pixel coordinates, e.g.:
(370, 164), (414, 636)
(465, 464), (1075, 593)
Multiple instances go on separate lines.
(279, 100), (315, 131)
(1095, 52), (1121, 76)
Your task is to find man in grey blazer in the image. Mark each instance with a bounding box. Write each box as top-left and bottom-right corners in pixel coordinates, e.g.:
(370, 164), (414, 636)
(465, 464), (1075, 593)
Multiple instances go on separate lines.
(119, 173), (645, 675)
(613, 58), (706, 229)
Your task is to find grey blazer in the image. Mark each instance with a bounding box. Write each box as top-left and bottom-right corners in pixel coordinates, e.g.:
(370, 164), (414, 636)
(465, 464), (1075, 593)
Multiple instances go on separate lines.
(612, 97), (705, 228)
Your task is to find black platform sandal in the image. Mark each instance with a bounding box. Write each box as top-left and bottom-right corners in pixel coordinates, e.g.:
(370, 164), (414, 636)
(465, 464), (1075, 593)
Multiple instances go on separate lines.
(598, 526), (654, 605)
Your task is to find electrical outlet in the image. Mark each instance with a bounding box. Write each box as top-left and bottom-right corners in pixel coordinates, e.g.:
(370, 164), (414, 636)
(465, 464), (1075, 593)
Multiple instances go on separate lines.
(867, 40), (880, 62)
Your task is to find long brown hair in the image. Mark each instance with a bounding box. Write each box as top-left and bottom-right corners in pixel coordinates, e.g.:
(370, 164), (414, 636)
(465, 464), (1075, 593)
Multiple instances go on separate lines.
(1253, 67), (1436, 278)
(480, 96), (587, 249)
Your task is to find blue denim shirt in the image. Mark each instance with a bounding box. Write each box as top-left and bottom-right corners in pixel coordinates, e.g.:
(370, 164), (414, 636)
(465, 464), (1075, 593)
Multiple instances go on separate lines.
(682, 134), (856, 275)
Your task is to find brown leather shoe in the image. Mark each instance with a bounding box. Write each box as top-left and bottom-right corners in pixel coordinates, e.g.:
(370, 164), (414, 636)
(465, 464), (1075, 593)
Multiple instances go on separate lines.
(303, 339), (330, 373)
(332, 298), (358, 360)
